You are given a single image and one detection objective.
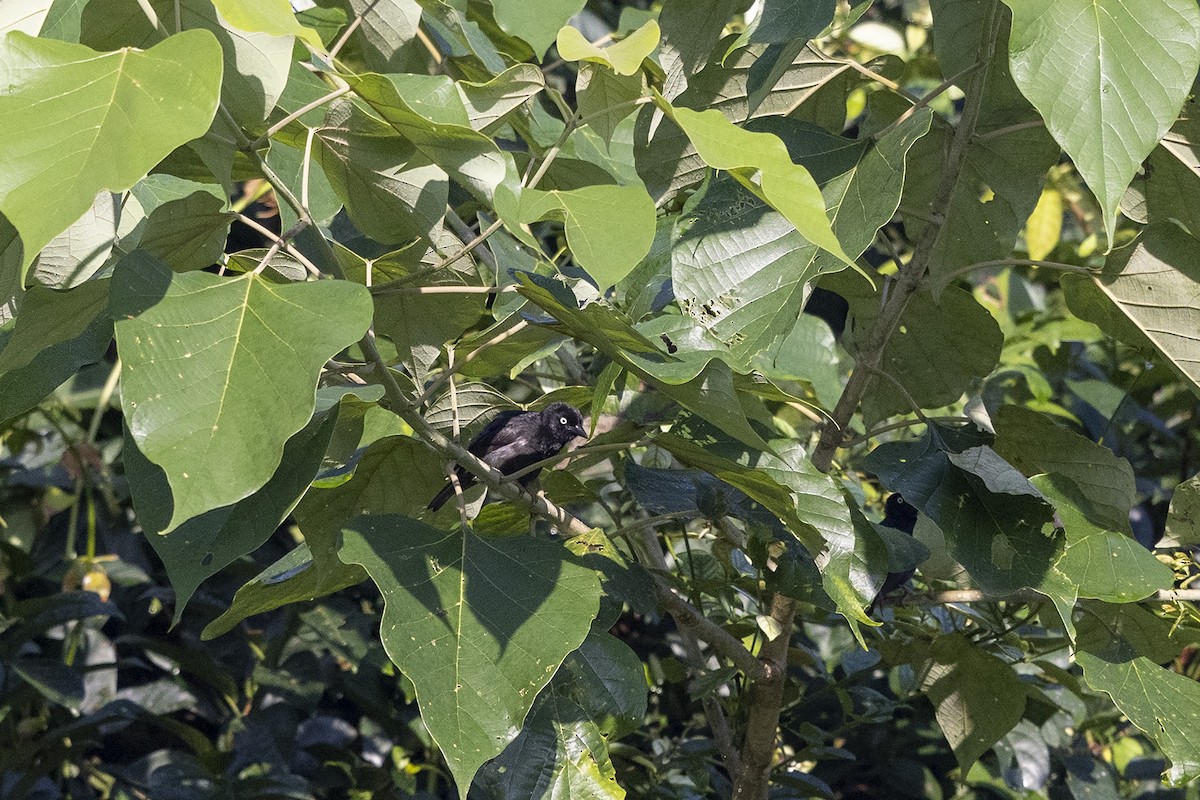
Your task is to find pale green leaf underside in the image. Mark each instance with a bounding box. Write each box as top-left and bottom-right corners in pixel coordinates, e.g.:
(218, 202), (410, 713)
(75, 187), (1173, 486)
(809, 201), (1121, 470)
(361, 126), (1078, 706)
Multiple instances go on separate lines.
(0, 29), (223, 273)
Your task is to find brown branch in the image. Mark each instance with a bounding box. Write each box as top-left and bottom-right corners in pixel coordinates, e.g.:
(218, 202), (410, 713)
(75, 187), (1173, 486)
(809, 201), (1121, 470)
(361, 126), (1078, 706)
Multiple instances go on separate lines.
(810, 2), (1003, 473)
(731, 593), (796, 800)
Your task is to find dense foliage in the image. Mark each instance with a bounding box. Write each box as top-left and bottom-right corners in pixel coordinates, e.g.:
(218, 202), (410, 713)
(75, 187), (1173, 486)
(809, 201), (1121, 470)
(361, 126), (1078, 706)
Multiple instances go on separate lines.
(3, 0), (1200, 798)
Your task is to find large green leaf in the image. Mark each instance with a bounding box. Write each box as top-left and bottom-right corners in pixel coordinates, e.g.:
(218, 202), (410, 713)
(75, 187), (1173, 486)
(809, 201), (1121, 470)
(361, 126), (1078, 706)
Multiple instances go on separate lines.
(476, 630), (643, 799)
(1079, 646), (1200, 784)
(659, 104), (851, 265)
(864, 425), (1061, 594)
(919, 633), (1026, 771)
(0, 29), (222, 273)
(338, 514), (601, 798)
(493, 0), (585, 57)
(495, 184), (656, 288)
(0, 280), (112, 422)
(459, 65), (544, 134)
(1001, 0), (1200, 244)
(127, 409), (338, 620)
(313, 118), (448, 246)
(343, 0), (423, 72)
(122, 176), (232, 272)
(346, 72), (511, 201)
(1083, 225), (1200, 396)
(576, 63), (644, 144)
(672, 110), (931, 362)
(994, 405), (1137, 533)
(112, 254), (372, 530)
(1030, 476), (1172, 605)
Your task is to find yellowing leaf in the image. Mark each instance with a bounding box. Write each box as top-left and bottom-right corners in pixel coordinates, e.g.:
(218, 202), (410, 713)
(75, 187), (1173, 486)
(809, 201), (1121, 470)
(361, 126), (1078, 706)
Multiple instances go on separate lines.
(1025, 186), (1062, 260)
(557, 19), (660, 76)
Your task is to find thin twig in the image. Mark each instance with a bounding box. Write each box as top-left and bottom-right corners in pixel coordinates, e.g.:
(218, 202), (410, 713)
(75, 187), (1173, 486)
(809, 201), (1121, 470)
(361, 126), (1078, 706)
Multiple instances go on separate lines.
(233, 213), (323, 278)
(415, 320), (530, 408)
(811, 4), (1002, 472)
(250, 86), (350, 150)
(938, 258), (1096, 286)
(328, 0), (384, 59)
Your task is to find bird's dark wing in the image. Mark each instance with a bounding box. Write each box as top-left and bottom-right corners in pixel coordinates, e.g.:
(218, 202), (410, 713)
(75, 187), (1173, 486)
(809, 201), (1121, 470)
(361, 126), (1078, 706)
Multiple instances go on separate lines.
(428, 411), (528, 511)
(466, 410), (525, 457)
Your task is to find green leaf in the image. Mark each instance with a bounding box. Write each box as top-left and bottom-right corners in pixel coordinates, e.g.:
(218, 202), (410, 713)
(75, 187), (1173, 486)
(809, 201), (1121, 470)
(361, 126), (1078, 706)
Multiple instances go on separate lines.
(0, 29), (222, 273)
(994, 405), (1137, 533)
(833, 279), (1002, 426)
(1001, 0), (1200, 244)
(1164, 474), (1200, 548)
(313, 122), (448, 245)
(127, 409), (338, 620)
(864, 426), (1061, 595)
(1078, 647), (1200, 784)
(343, 0), (422, 72)
(753, 314), (842, 409)
(0, 280), (112, 423)
(492, 0), (585, 57)
(346, 72), (511, 201)
(635, 43), (871, 201)
(79, 0), (292, 128)
(1030, 476), (1172, 604)
(338, 514), (601, 798)
(576, 63), (644, 143)
(659, 104), (852, 265)
(1085, 225), (1200, 396)
(671, 108), (930, 363)
(32, 192), (120, 289)
(210, 0), (321, 46)
(202, 434), (445, 640)
(477, 631), (643, 799)
(654, 433), (817, 551)
(919, 633), (1026, 771)
(754, 440), (886, 638)
(123, 176), (232, 272)
(495, 184), (656, 288)
(458, 64), (544, 134)
(515, 272), (770, 450)
(747, 0), (835, 44)
(113, 254), (372, 530)
(557, 19), (659, 76)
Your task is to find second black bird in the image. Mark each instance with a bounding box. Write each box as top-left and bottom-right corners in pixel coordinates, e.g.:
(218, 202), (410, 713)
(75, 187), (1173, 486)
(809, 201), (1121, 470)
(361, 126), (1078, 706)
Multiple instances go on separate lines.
(868, 493), (920, 615)
(427, 402), (586, 511)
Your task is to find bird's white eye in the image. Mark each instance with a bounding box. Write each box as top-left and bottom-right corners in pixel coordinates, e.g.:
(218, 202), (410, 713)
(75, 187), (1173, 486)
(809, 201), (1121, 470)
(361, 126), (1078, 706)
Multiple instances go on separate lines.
(560, 416), (569, 426)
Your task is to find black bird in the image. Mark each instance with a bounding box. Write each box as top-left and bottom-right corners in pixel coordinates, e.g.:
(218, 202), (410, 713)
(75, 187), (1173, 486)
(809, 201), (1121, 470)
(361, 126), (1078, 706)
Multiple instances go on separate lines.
(427, 402), (587, 511)
(867, 493), (920, 615)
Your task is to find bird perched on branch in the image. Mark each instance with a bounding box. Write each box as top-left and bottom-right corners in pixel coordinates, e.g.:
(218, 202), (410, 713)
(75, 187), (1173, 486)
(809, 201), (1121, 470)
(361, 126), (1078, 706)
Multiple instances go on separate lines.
(867, 493), (920, 615)
(427, 402), (587, 511)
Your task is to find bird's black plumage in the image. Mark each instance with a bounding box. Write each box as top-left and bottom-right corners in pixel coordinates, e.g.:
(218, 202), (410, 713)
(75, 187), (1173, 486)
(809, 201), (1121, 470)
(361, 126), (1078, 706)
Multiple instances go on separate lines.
(427, 402), (586, 511)
(868, 493), (920, 614)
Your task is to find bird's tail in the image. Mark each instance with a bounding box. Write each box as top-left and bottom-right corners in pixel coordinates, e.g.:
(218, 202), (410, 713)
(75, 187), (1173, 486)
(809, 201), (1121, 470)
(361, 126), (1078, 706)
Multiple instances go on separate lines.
(428, 482), (454, 511)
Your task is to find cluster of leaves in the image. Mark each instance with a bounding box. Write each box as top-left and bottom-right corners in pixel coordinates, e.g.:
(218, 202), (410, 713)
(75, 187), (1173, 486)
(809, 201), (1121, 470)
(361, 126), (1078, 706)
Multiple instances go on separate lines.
(4, 0), (1200, 798)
